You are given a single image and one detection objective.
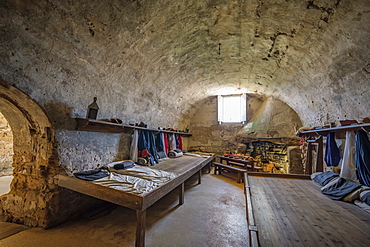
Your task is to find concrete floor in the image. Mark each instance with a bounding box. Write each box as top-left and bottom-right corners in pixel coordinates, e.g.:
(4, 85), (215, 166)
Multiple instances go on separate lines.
(0, 171), (248, 247)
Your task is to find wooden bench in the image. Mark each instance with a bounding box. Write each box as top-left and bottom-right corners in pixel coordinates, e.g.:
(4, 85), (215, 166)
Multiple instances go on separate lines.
(227, 161), (263, 172)
(213, 162), (246, 183)
(218, 156), (263, 172)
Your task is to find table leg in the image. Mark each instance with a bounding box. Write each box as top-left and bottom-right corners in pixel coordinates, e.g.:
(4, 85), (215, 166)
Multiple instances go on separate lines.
(198, 170), (202, 184)
(136, 209), (146, 247)
(179, 182), (184, 205)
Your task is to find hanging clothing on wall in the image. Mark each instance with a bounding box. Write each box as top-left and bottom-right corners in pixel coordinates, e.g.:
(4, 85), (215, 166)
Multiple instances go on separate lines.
(324, 132), (341, 167)
(163, 133), (169, 155)
(147, 131), (159, 164)
(156, 132), (164, 152)
(130, 129), (139, 162)
(156, 132), (168, 159)
(340, 131), (356, 180)
(169, 134), (177, 151)
(355, 130), (370, 186)
(178, 134), (183, 150)
(171, 134), (177, 150)
(138, 130), (159, 165)
(175, 134), (180, 149)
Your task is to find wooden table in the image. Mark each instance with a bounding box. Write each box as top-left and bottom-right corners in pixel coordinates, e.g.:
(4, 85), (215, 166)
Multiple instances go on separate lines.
(217, 156), (258, 171)
(55, 155), (213, 247)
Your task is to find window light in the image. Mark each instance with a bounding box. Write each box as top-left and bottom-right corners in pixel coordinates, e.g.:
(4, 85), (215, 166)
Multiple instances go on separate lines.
(218, 94), (246, 124)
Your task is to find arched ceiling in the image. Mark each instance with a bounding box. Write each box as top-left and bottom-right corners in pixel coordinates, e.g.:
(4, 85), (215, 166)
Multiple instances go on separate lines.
(0, 0), (369, 128)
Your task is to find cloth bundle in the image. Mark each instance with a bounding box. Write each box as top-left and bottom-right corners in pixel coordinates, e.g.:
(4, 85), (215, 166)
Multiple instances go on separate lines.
(311, 171), (339, 186)
(74, 169), (109, 181)
(106, 160), (136, 170)
(311, 171), (370, 207)
(168, 149), (183, 158)
(321, 177), (362, 200)
(112, 160), (135, 170)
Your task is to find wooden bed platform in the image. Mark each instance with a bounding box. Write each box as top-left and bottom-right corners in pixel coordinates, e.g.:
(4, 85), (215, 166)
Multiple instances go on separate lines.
(55, 155), (213, 247)
(245, 172), (370, 247)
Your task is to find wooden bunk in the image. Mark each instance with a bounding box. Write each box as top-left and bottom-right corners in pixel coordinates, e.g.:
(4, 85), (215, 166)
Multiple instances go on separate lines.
(55, 154), (213, 247)
(244, 172), (370, 247)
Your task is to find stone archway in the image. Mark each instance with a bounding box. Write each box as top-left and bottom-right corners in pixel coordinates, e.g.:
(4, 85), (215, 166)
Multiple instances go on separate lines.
(0, 79), (61, 227)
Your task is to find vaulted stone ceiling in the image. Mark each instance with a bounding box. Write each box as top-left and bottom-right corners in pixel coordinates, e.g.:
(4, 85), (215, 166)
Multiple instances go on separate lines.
(0, 0), (369, 129)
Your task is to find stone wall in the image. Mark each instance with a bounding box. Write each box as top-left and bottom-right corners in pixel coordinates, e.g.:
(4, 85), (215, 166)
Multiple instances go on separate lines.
(0, 112), (13, 176)
(187, 94), (265, 154)
(187, 95), (302, 154)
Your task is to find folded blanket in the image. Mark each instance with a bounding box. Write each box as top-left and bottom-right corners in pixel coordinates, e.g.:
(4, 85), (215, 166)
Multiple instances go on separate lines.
(106, 160), (135, 170)
(113, 161), (135, 170)
(168, 149), (183, 158)
(321, 178), (362, 200)
(74, 169), (109, 181)
(312, 171), (339, 186)
(360, 190), (370, 206)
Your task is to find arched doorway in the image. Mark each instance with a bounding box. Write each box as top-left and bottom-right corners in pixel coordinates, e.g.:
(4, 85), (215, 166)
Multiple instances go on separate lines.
(0, 79), (62, 227)
(0, 111), (13, 195)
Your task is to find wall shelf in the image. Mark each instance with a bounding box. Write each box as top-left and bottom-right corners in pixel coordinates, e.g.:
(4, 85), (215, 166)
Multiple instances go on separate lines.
(75, 118), (192, 136)
(299, 123), (370, 137)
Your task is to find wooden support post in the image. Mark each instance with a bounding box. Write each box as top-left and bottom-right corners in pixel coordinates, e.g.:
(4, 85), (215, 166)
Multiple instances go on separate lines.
(306, 142), (313, 175)
(316, 136), (324, 172)
(179, 183), (184, 205)
(135, 209), (146, 247)
(198, 170), (202, 184)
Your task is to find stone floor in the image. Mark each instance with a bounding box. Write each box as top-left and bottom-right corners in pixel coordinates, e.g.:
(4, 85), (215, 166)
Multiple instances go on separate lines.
(0, 175), (12, 196)
(0, 171), (248, 247)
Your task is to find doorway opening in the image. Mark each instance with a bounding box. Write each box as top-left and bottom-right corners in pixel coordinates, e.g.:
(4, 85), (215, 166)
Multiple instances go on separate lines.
(0, 111), (13, 196)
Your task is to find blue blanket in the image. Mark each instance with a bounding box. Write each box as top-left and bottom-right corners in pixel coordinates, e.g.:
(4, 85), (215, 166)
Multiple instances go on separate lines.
(321, 178), (362, 200)
(312, 171), (339, 186)
(74, 169), (108, 181)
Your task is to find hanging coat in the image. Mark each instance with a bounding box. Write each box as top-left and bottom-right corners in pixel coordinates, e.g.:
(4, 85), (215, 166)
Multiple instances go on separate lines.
(178, 135), (183, 150)
(340, 131), (356, 180)
(355, 130), (370, 186)
(169, 134), (177, 151)
(161, 133), (168, 156)
(156, 132), (164, 152)
(324, 132), (341, 167)
(163, 133), (169, 155)
(175, 134), (180, 149)
(147, 131), (159, 164)
(138, 130), (159, 165)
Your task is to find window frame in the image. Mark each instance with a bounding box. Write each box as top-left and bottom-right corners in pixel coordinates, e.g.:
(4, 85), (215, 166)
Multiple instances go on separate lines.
(217, 93), (247, 124)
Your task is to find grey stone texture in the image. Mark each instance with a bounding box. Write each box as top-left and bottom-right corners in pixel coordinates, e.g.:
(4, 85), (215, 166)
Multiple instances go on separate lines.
(0, 0), (369, 227)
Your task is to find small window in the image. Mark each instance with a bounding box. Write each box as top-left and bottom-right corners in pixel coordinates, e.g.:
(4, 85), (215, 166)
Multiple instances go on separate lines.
(218, 94), (246, 124)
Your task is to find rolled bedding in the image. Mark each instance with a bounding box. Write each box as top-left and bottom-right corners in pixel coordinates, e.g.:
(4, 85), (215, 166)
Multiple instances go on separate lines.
(311, 171), (339, 186)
